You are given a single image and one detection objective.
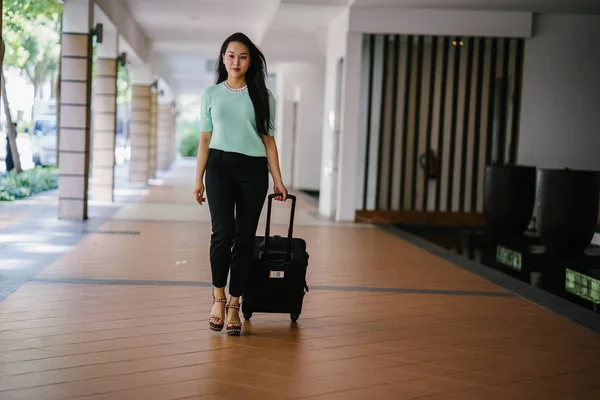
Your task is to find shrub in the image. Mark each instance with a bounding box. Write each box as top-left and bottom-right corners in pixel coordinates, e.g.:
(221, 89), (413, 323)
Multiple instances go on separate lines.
(179, 121), (201, 158)
(179, 130), (200, 157)
(0, 166), (59, 201)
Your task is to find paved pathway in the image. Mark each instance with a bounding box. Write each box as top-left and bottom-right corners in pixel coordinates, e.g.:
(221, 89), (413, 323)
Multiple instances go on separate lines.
(0, 159), (598, 399)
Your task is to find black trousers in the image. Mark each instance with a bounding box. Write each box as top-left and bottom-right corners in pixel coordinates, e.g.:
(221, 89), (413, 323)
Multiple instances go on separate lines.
(205, 149), (269, 297)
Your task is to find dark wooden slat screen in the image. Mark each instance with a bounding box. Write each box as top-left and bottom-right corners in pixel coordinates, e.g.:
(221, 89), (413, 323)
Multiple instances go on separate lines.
(360, 34), (525, 215)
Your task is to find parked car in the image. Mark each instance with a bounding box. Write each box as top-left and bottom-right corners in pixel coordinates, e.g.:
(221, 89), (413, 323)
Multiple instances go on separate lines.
(31, 115), (57, 166)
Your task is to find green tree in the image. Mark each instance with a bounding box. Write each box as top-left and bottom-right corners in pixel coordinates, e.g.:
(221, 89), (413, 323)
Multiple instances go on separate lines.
(3, 0), (61, 106)
(5, 17), (60, 116)
(2, 0), (62, 34)
(2, 0), (62, 173)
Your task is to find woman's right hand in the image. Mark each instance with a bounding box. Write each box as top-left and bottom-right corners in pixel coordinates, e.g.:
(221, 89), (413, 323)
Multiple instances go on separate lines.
(193, 181), (206, 205)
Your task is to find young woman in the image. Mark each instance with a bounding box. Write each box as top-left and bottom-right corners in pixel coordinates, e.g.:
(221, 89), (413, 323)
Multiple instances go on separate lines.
(193, 32), (287, 336)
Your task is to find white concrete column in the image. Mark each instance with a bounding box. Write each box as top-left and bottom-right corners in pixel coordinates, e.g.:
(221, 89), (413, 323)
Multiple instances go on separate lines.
(318, 11), (349, 220)
(157, 103), (175, 170)
(169, 106), (177, 166)
(90, 23), (118, 202)
(129, 66), (152, 183)
(314, 27), (361, 222)
(156, 81), (176, 171)
(57, 0), (94, 219)
(148, 91), (158, 179)
(335, 32), (363, 222)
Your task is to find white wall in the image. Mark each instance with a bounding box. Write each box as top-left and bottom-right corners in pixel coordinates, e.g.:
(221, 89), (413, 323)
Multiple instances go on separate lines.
(262, 32), (326, 64)
(290, 63), (326, 190)
(518, 14), (600, 171)
(275, 62), (325, 191)
(337, 32), (364, 221)
(275, 67), (296, 188)
(319, 9), (349, 218)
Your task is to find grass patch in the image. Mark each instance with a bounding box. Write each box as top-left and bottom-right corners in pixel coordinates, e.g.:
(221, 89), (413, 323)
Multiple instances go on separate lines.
(0, 167), (59, 201)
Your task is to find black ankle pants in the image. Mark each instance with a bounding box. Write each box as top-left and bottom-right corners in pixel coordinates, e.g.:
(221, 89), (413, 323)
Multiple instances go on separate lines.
(205, 149), (269, 297)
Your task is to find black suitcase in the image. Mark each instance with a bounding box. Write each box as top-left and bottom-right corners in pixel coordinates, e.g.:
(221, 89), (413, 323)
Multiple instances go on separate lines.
(242, 193), (309, 322)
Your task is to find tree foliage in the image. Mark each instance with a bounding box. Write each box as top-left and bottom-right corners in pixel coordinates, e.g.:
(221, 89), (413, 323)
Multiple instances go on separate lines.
(2, 0), (62, 83)
(2, 0), (62, 34)
(1, 0), (63, 173)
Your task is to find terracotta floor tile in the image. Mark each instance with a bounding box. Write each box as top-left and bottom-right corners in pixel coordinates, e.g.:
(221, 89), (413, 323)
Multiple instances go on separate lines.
(504, 359), (597, 379)
(304, 382), (436, 400)
(349, 365), (431, 383)
(287, 372), (383, 398)
(0, 365), (214, 400)
(1, 160), (598, 399)
(400, 375), (482, 394)
(542, 368), (600, 390)
(0, 340), (236, 376)
(0, 320), (207, 352)
(0, 349), (242, 391)
(184, 396), (227, 400)
(496, 375), (589, 398)
(418, 386), (534, 400)
(0, 329), (215, 363)
(206, 383), (292, 400)
(67, 378), (215, 400)
(440, 370), (521, 386)
(383, 362), (462, 378)
(423, 352), (519, 372)
(544, 387), (600, 400)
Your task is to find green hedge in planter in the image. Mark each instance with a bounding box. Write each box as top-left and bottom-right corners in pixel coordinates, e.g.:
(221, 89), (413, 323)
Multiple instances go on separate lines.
(178, 121), (202, 158)
(179, 129), (200, 157)
(0, 167), (59, 201)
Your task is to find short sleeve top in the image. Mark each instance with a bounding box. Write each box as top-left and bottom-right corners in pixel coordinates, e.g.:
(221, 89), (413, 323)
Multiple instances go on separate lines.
(200, 82), (276, 157)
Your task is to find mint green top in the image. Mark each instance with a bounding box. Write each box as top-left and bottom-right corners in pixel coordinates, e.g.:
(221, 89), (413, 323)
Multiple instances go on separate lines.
(200, 81), (275, 158)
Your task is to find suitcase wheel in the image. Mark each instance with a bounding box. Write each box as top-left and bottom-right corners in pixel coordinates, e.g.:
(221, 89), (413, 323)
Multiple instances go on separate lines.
(243, 312), (252, 321)
(290, 314), (300, 323)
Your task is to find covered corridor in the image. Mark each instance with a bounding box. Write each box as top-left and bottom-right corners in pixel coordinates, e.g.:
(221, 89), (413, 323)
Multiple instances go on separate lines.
(0, 160), (599, 399)
(2, 0), (600, 398)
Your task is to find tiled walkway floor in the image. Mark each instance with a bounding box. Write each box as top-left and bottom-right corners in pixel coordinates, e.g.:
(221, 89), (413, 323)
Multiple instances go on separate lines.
(1, 160), (599, 400)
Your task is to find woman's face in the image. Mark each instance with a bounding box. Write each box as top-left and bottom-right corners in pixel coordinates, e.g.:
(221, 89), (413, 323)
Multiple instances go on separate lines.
(223, 41), (250, 79)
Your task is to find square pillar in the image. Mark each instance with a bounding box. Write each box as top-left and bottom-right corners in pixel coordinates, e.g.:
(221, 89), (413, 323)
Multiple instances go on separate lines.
(335, 32), (363, 222)
(129, 84), (151, 183)
(58, 0), (94, 219)
(90, 22), (118, 202)
(169, 106), (178, 166)
(90, 58), (118, 201)
(157, 103), (174, 170)
(148, 92), (158, 179)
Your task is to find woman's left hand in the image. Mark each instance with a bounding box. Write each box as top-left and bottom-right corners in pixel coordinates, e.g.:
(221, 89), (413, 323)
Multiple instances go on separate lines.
(273, 180), (288, 202)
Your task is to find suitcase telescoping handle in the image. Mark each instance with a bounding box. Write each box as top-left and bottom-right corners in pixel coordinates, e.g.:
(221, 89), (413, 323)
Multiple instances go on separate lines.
(264, 193), (297, 258)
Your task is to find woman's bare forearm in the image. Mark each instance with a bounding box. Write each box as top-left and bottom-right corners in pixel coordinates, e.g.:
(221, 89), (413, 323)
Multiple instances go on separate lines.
(263, 136), (283, 184)
(196, 132), (211, 183)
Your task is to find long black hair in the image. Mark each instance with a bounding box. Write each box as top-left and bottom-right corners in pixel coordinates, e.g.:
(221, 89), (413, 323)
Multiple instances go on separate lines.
(216, 32), (272, 137)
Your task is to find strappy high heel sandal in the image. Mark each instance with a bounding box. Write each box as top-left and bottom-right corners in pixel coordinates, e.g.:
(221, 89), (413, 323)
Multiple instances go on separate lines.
(226, 303), (242, 336)
(209, 295), (227, 331)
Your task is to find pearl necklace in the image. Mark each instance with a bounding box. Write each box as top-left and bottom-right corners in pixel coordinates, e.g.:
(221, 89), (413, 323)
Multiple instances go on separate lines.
(224, 82), (248, 93)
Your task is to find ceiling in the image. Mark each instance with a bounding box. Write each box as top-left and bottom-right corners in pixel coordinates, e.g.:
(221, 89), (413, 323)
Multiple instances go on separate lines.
(123, 0), (351, 94)
(350, 0), (600, 14)
(122, 0), (600, 95)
